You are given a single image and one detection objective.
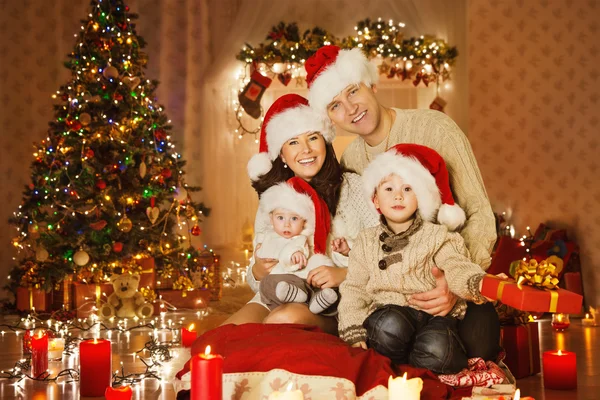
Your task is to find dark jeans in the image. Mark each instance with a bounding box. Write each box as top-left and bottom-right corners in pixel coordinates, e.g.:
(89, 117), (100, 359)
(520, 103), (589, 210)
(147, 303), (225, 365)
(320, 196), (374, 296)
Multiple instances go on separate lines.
(364, 305), (468, 374)
(458, 302), (501, 361)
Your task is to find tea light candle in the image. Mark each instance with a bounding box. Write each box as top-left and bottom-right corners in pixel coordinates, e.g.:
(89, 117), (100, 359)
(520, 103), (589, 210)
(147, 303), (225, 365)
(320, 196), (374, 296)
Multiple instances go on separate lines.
(191, 345), (223, 400)
(80, 338), (112, 397)
(268, 381), (304, 399)
(388, 372), (423, 400)
(582, 312), (598, 327)
(543, 349), (577, 390)
(181, 323), (197, 347)
(48, 338), (65, 360)
(551, 313), (570, 331)
(105, 385), (133, 400)
(31, 330), (48, 377)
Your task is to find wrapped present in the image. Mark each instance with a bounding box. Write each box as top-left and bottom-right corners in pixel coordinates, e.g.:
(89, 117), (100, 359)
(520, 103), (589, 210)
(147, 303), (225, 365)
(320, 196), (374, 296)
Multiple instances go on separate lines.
(562, 272), (583, 295)
(500, 323), (541, 378)
(195, 250), (221, 301)
(135, 256), (156, 288)
(481, 275), (582, 314)
(72, 282), (114, 318)
(52, 275), (74, 311)
(153, 289), (210, 314)
(488, 236), (527, 276)
(16, 286), (52, 312)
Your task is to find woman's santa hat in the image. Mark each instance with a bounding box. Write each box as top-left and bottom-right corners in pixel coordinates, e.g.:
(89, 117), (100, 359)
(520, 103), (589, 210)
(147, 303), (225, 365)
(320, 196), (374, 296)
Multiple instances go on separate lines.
(247, 94), (334, 181)
(258, 177), (333, 269)
(305, 45), (379, 117)
(362, 144), (467, 231)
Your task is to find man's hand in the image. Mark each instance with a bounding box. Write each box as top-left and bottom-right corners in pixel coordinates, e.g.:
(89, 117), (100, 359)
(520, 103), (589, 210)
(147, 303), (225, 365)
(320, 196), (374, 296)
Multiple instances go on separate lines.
(408, 266), (457, 316)
(331, 237), (351, 256)
(251, 243), (278, 281)
(352, 341), (367, 350)
(291, 251), (307, 268)
(306, 266), (348, 288)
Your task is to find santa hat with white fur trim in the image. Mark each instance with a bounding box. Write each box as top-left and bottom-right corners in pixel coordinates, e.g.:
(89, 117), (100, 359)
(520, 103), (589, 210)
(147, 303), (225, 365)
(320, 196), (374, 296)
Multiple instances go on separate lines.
(362, 144), (466, 231)
(247, 94), (335, 181)
(258, 177), (334, 269)
(305, 45), (379, 117)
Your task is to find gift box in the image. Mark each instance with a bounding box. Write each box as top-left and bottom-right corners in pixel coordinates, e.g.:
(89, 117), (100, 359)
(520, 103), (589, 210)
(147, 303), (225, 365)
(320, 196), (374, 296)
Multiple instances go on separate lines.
(153, 289), (210, 314)
(500, 323), (541, 378)
(135, 256), (156, 289)
(197, 251), (222, 301)
(52, 275), (74, 311)
(72, 282), (114, 318)
(16, 286), (52, 312)
(488, 236), (528, 276)
(481, 275), (583, 314)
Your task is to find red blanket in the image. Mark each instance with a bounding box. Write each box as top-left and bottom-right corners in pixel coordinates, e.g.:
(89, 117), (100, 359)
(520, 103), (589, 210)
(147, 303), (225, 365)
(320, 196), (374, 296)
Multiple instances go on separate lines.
(176, 323), (468, 399)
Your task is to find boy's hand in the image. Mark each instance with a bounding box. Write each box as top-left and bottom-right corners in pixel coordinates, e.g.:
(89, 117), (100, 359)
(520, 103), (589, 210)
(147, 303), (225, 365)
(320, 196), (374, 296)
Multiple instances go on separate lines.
(291, 251), (307, 267)
(332, 237), (350, 256)
(352, 341), (367, 350)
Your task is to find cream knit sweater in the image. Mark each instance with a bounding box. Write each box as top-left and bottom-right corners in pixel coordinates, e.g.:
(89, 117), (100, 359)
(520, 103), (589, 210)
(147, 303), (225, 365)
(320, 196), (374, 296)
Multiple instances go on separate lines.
(340, 108), (497, 270)
(338, 217), (487, 345)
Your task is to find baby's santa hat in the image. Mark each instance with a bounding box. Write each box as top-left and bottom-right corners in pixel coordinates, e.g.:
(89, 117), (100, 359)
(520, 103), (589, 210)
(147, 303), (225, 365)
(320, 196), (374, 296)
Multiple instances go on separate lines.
(362, 144), (466, 231)
(258, 177), (333, 269)
(247, 94), (335, 181)
(305, 45), (379, 117)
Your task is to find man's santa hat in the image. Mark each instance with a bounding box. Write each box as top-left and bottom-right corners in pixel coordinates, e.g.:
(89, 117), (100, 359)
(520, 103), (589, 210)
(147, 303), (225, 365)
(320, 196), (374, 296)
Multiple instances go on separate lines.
(247, 94), (334, 181)
(305, 45), (379, 117)
(362, 144), (466, 231)
(258, 177), (333, 269)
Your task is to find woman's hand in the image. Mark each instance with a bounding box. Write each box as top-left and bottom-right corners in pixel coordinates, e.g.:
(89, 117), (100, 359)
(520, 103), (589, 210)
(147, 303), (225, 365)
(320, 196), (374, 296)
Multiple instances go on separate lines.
(251, 244), (278, 281)
(306, 266), (347, 289)
(408, 266), (457, 316)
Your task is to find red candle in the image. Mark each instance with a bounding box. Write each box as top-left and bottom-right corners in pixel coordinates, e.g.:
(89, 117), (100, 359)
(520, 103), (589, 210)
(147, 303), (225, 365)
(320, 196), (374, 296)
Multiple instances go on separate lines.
(182, 323), (197, 347)
(79, 338), (112, 397)
(543, 349), (577, 390)
(31, 330), (48, 377)
(191, 345), (223, 400)
(105, 385), (133, 400)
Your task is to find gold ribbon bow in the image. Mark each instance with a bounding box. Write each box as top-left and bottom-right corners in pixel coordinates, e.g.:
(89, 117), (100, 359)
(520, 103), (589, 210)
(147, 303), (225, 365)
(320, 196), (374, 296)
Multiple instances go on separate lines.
(514, 259), (560, 290)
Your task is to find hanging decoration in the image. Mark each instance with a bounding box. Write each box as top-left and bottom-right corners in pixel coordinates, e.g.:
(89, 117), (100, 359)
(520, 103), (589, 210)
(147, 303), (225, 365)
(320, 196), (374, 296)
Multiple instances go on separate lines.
(233, 19), (459, 139)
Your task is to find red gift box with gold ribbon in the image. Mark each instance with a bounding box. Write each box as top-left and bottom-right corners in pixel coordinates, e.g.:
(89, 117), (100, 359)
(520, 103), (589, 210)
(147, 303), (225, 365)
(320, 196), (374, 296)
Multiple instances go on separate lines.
(16, 286), (52, 312)
(481, 275), (582, 313)
(501, 323), (541, 378)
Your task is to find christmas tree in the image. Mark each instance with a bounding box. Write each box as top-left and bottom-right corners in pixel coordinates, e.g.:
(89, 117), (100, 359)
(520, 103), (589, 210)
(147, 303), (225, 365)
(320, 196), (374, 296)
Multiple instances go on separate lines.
(8, 0), (210, 297)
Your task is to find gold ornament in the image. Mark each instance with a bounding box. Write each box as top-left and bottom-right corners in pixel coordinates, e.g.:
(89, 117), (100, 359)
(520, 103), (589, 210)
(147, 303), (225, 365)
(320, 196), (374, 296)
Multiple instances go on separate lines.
(139, 161), (147, 178)
(117, 216), (133, 232)
(79, 113), (92, 126)
(35, 247), (49, 262)
(102, 65), (119, 79)
(73, 250), (90, 266)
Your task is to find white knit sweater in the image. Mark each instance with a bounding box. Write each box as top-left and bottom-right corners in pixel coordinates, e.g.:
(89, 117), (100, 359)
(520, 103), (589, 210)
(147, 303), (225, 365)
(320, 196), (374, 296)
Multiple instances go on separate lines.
(338, 217), (487, 345)
(340, 108), (497, 270)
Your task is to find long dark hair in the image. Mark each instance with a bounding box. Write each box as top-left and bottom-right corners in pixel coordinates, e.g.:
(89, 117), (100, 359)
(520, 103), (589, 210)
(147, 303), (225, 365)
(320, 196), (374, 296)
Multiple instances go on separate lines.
(251, 143), (344, 215)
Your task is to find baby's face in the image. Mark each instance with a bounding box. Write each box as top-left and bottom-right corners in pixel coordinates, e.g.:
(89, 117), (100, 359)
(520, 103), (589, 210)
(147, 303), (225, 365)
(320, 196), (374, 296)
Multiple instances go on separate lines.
(270, 208), (305, 238)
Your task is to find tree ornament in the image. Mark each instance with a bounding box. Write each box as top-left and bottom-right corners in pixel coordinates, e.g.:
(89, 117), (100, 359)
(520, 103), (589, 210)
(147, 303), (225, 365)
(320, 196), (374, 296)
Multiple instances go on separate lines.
(191, 224), (201, 236)
(113, 92), (123, 101)
(154, 129), (167, 141)
(174, 187), (188, 203)
(429, 96), (447, 113)
(160, 168), (172, 178)
(277, 72), (292, 86)
(238, 69), (272, 119)
(117, 216), (133, 232)
(103, 65), (119, 79)
(146, 197), (159, 224)
(89, 220), (108, 231)
(85, 148), (95, 158)
(96, 179), (106, 190)
(122, 76), (141, 89)
(67, 119), (82, 131)
(139, 161), (147, 178)
(73, 250), (90, 266)
(79, 113), (92, 126)
(35, 247), (49, 262)
(91, 95), (102, 103)
(112, 242), (123, 253)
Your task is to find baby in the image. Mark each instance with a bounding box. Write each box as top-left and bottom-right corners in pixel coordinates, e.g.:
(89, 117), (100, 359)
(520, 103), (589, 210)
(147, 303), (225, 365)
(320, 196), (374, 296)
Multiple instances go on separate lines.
(256, 177), (339, 314)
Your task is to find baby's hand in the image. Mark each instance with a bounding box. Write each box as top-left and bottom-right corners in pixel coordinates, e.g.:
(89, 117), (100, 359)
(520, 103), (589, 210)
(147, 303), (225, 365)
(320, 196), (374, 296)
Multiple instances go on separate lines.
(291, 251), (307, 268)
(352, 341), (367, 350)
(332, 237), (350, 256)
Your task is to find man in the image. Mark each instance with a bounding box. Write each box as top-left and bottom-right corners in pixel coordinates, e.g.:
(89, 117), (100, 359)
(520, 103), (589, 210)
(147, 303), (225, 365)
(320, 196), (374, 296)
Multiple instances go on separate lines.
(305, 45), (500, 361)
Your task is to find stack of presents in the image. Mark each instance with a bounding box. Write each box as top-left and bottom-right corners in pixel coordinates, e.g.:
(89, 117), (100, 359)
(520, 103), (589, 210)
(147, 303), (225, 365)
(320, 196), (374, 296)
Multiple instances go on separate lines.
(483, 222), (584, 379)
(16, 250), (222, 318)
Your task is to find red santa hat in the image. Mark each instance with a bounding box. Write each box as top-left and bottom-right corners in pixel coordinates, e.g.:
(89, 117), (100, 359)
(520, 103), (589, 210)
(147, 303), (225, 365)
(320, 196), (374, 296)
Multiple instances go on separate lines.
(305, 45), (379, 117)
(258, 177), (333, 269)
(247, 94), (335, 181)
(362, 144), (466, 231)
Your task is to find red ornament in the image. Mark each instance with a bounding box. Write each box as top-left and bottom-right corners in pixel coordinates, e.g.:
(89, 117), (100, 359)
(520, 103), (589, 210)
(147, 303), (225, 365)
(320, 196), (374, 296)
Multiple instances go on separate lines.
(112, 242), (123, 253)
(105, 385), (132, 400)
(191, 224), (201, 236)
(96, 179), (107, 190)
(160, 168), (172, 178)
(113, 92), (123, 101)
(89, 220), (108, 231)
(70, 120), (82, 131)
(154, 129), (167, 141)
(86, 149), (95, 158)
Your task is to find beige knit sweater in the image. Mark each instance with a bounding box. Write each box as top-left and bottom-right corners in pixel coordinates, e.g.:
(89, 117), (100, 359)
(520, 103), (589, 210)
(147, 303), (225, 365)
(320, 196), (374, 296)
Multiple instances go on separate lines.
(340, 108), (497, 270)
(338, 216), (487, 345)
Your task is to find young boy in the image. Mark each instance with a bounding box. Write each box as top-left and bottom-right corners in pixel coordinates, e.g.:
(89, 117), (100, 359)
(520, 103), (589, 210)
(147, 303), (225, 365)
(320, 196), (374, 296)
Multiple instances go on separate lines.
(256, 177), (339, 315)
(338, 144), (490, 374)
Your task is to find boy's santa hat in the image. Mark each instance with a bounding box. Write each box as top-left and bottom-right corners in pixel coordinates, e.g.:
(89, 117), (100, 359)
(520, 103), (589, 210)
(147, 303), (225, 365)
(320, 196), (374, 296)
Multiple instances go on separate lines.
(305, 45), (379, 117)
(258, 177), (333, 269)
(362, 144), (466, 231)
(247, 94), (334, 181)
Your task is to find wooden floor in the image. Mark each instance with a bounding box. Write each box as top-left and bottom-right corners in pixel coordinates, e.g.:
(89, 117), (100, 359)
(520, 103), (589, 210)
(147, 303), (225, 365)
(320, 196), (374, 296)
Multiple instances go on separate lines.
(0, 307), (597, 399)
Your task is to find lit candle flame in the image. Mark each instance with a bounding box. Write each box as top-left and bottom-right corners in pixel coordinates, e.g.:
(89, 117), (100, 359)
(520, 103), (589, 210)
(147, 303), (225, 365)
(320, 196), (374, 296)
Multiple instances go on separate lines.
(93, 338), (98, 344)
(557, 349), (563, 355)
(514, 388), (520, 400)
(188, 323), (195, 331)
(37, 331), (44, 339)
(204, 345), (211, 355)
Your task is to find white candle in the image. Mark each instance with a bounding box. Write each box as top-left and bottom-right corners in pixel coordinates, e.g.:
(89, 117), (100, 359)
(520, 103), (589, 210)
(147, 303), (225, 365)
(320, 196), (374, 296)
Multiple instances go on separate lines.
(388, 373), (423, 400)
(268, 382), (304, 400)
(48, 338), (65, 360)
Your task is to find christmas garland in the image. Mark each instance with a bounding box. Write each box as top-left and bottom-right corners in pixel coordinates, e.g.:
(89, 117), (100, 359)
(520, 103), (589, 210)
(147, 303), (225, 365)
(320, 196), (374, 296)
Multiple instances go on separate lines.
(233, 19), (458, 136)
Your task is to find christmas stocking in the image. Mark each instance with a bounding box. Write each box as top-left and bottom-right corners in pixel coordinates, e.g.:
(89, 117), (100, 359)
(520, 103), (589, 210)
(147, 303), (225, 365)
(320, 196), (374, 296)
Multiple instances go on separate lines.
(238, 70), (272, 119)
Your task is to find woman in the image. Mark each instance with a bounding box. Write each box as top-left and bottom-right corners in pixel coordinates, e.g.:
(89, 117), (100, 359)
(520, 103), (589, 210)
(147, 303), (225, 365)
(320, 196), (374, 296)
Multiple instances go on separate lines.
(222, 94), (379, 333)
